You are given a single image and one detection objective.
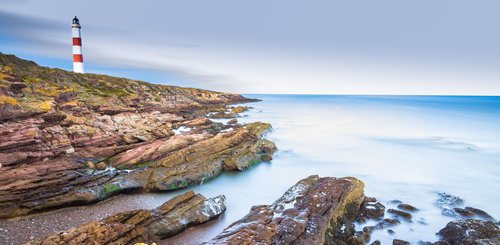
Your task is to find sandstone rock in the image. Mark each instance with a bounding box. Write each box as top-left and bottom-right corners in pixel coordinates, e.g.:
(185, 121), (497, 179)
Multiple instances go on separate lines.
(0, 123), (276, 218)
(261, 154), (273, 161)
(0, 53), (276, 220)
(435, 193), (496, 222)
(227, 118), (238, 125)
(393, 239), (410, 245)
(0, 157), (118, 218)
(95, 162), (107, 170)
(206, 175), (365, 244)
(397, 203), (418, 212)
(382, 218), (401, 226)
(453, 207), (475, 218)
(27, 191), (226, 245)
(230, 106), (251, 114)
(464, 207), (497, 222)
(360, 200), (385, 220)
(109, 134), (211, 169)
(180, 117), (212, 127)
(87, 160), (95, 169)
(436, 219), (499, 244)
(389, 200), (403, 205)
(360, 218), (401, 237)
(387, 209), (412, 221)
(209, 111), (236, 119)
(134, 122), (277, 191)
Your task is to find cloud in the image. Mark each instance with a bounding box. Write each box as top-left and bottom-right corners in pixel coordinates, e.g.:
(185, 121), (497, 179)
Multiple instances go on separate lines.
(1, 1), (500, 94)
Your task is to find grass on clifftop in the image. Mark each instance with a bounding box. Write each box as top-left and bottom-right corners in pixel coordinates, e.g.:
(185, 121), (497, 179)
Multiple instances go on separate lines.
(0, 52), (243, 112)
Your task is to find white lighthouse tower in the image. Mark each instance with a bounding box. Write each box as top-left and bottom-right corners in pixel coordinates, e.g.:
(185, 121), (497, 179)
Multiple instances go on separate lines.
(72, 16), (84, 73)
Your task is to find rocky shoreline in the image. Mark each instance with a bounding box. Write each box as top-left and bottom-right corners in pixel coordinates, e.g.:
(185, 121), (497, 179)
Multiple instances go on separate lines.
(20, 175), (499, 244)
(0, 53), (276, 219)
(26, 191), (226, 244)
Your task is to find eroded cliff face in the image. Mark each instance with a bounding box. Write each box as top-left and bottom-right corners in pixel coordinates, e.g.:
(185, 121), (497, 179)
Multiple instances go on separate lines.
(0, 53), (275, 218)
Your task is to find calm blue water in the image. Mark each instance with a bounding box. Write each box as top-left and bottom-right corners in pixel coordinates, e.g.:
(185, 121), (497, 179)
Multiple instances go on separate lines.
(169, 95), (500, 244)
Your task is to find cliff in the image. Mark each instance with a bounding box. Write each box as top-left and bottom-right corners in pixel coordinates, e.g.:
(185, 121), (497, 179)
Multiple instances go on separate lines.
(0, 52), (275, 218)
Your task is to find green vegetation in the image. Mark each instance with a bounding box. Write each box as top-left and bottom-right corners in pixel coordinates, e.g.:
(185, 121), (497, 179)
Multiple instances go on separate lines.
(0, 52), (237, 114)
(102, 183), (120, 196)
(116, 161), (152, 170)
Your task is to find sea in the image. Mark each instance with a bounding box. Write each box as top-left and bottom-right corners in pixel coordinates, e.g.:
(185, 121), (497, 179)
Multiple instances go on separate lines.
(1, 95), (499, 244)
(170, 95), (500, 244)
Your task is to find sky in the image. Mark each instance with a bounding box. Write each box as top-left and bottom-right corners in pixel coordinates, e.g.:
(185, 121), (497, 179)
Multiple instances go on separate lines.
(0, 0), (499, 95)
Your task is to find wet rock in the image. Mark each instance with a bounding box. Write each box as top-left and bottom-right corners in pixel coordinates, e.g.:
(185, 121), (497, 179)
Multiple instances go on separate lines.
(209, 112), (236, 119)
(230, 106), (251, 114)
(206, 175), (365, 244)
(453, 207), (475, 218)
(365, 196), (377, 202)
(389, 200), (403, 205)
(362, 202), (385, 220)
(227, 118), (238, 125)
(418, 218), (428, 225)
(465, 207), (497, 222)
(435, 192), (469, 219)
(356, 217), (401, 240)
(436, 219), (499, 244)
(370, 240), (381, 245)
(262, 154), (273, 161)
(356, 197), (384, 223)
(436, 192), (464, 209)
(393, 239), (410, 245)
(397, 203), (418, 212)
(387, 209), (412, 221)
(387, 229), (395, 235)
(27, 191), (226, 245)
(370, 218), (401, 231)
(347, 232), (368, 245)
(356, 216), (367, 224)
(383, 218), (401, 226)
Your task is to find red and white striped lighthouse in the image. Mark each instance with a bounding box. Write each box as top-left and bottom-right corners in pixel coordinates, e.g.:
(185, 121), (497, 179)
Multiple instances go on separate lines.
(72, 16), (84, 73)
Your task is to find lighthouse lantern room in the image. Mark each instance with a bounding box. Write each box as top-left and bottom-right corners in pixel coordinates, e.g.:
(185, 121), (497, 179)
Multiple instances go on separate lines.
(72, 16), (84, 73)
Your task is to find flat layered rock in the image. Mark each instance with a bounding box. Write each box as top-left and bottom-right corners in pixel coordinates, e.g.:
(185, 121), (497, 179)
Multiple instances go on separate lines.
(0, 122), (275, 218)
(206, 175), (365, 244)
(0, 54), (276, 219)
(26, 191), (226, 245)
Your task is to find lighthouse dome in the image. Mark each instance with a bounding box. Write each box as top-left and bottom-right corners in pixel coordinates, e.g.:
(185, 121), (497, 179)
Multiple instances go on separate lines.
(72, 16), (80, 25)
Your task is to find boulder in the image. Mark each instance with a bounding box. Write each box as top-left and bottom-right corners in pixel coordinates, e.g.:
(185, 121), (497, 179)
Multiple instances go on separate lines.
(206, 175), (365, 244)
(387, 209), (412, 221)
(393, 239), (410, 245)
(436, 219), (499, 244)
(397, 203), (418, 212)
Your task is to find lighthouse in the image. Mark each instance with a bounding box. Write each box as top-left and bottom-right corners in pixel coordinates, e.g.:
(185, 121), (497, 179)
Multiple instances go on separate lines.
(71, 16), (84, 73)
